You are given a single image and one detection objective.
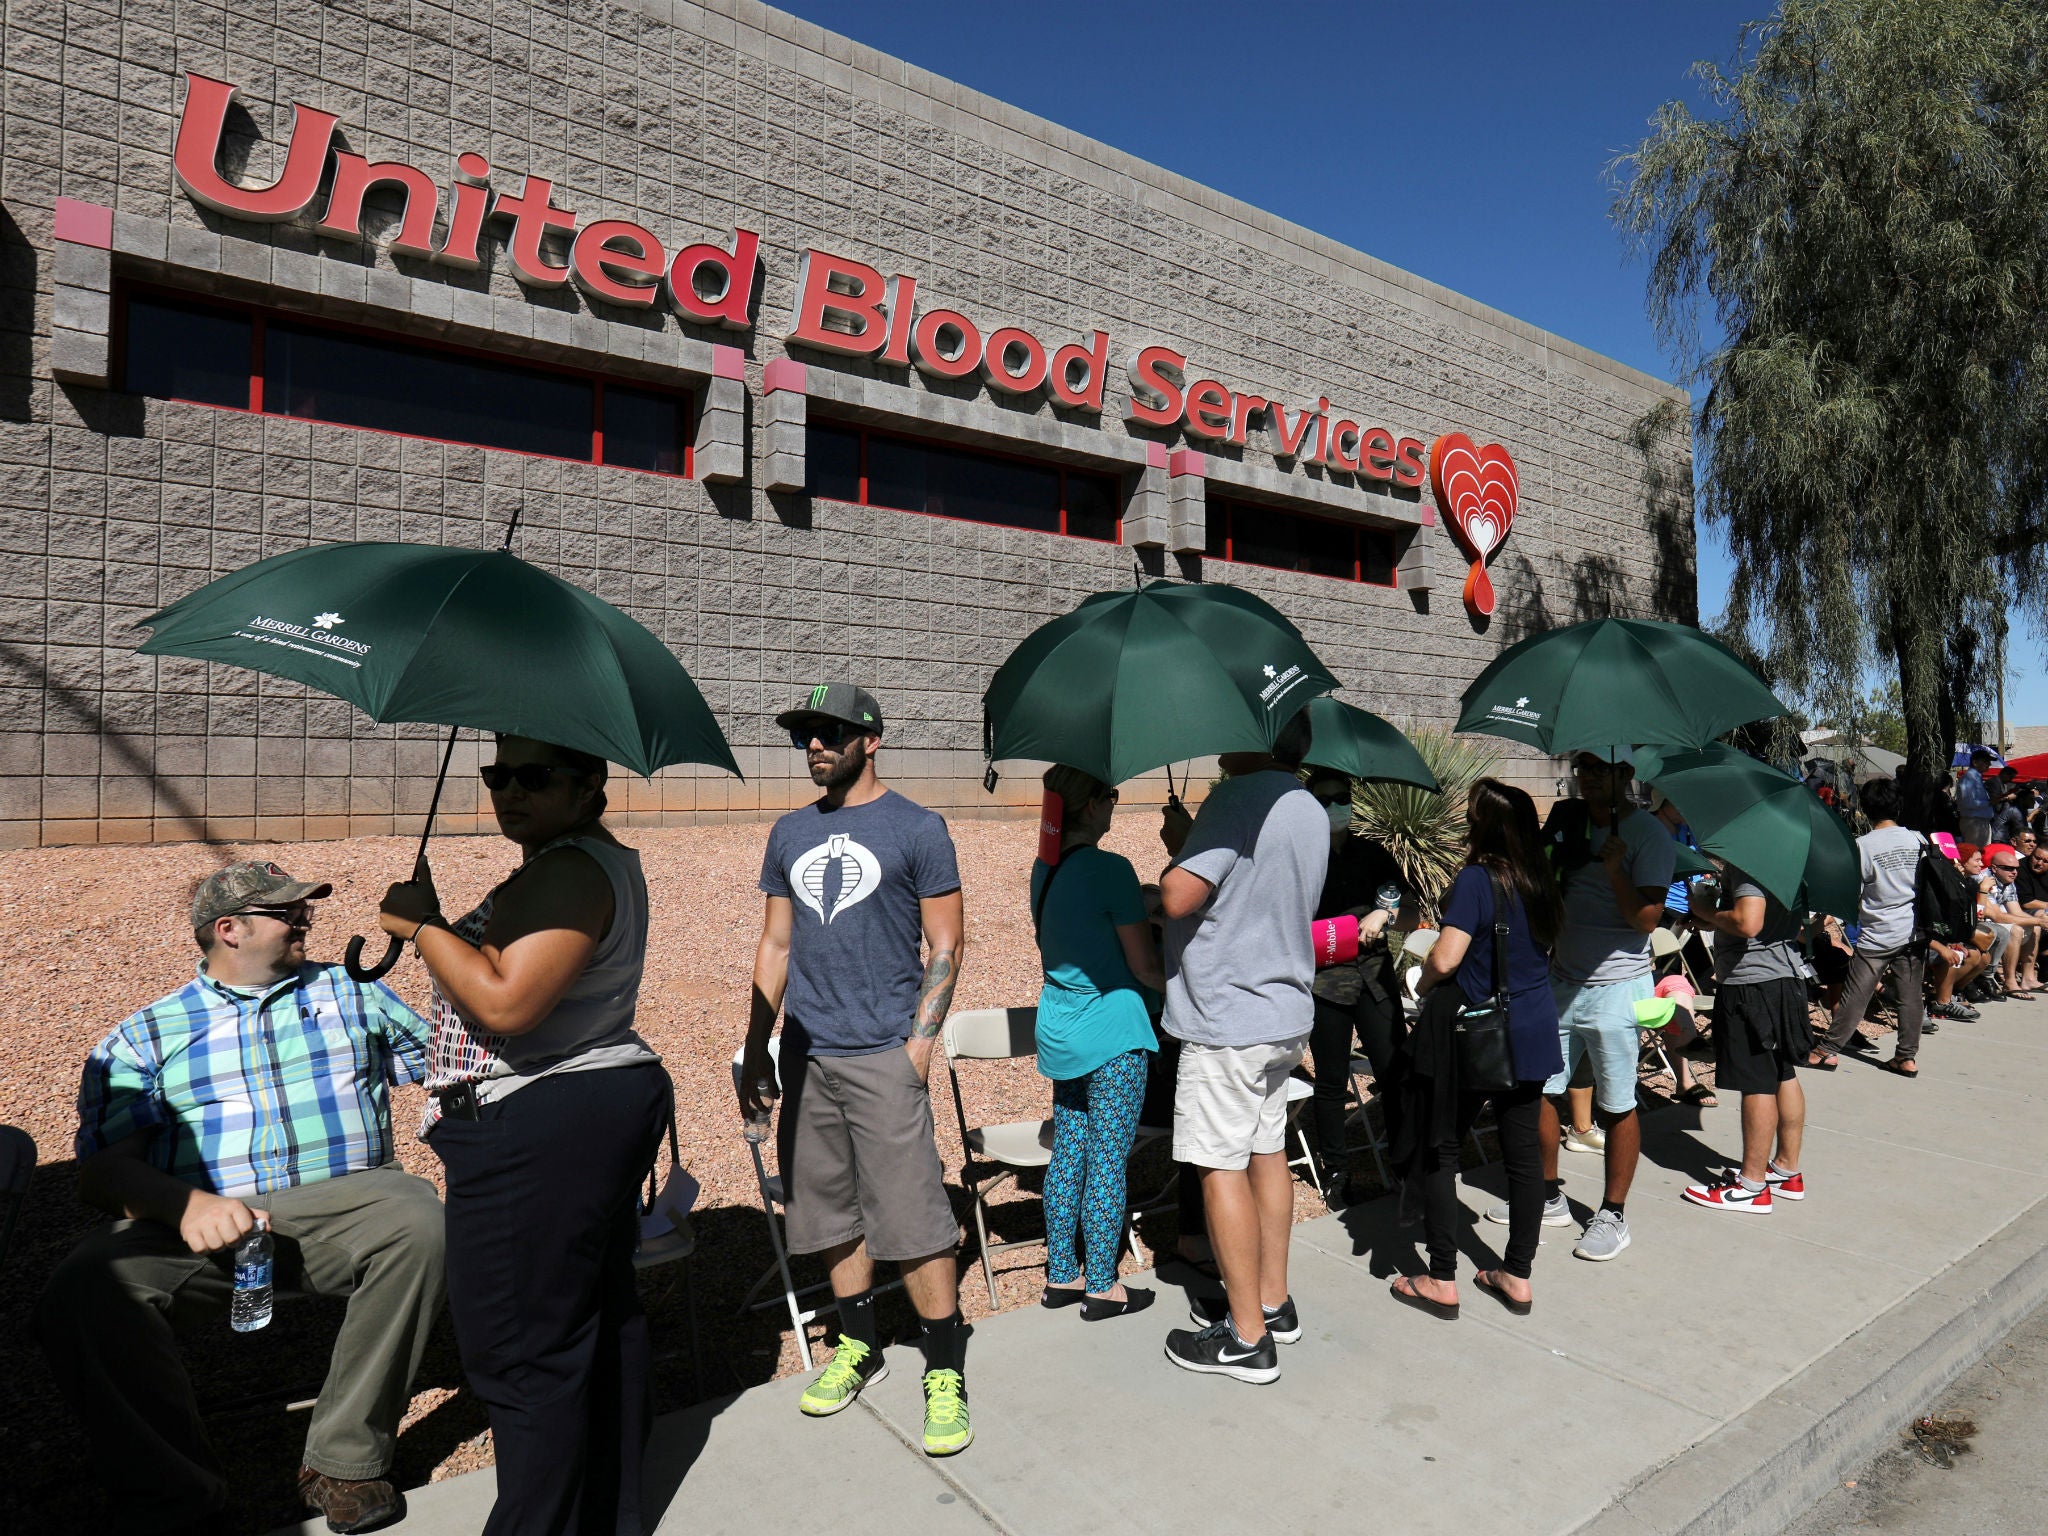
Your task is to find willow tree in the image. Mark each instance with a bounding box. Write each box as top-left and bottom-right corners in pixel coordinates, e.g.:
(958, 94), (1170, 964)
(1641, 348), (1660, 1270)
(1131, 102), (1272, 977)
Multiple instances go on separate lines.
(1611, 0), (2048, 782)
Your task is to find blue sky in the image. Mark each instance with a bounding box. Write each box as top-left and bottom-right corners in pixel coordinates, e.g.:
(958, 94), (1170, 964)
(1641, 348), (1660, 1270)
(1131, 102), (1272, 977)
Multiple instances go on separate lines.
(777, 0), (2042, 729)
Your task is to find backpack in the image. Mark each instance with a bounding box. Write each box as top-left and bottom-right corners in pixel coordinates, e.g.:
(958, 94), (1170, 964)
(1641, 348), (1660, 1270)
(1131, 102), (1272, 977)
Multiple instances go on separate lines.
(1915, 839), (1974, 942)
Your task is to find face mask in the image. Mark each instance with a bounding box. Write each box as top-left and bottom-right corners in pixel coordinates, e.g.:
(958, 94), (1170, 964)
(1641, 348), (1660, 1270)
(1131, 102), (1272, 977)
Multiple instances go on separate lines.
(1327, 802), (1352, 832)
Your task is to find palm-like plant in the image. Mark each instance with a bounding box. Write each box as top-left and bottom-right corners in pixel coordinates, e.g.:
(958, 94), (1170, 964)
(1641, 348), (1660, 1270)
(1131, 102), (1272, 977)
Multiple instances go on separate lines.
(1347, 724), (1498, 922)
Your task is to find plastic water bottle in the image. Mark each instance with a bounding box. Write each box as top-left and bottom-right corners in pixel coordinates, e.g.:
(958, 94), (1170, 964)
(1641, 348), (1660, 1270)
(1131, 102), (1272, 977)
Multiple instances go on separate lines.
(743, 1080), (776, 1144)
(1376, 882), (1404, 913)
(231, 1217), (274, 1333)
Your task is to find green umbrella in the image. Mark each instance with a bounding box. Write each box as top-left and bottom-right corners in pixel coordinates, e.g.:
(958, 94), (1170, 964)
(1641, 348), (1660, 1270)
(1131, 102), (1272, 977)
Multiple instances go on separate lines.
(1456, 617), (1789, 758)
(1635, 743), (1860, 918)
(982, 581), (1339, 787)
(1299, 696), (1440, 790)
(139, 538), (739, 976)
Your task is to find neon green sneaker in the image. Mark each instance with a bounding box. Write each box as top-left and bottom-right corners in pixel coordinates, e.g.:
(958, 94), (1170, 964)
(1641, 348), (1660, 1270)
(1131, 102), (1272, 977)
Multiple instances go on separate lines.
(921, 1368), (973, 1456)
(798, 1338), (887, 1417)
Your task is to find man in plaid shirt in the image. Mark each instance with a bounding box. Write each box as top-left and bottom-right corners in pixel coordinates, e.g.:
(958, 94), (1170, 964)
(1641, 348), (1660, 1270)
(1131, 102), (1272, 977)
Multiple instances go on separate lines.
(35, 861), (445, 1536)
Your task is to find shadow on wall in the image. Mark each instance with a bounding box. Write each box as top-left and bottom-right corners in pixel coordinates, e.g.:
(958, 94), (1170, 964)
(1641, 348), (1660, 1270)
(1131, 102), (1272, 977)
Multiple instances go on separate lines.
(1492, 550), (1630, 645)
(1630, 398), (1699, 626)
(1, 203), (34, 422)
(0, 641), (227, 848)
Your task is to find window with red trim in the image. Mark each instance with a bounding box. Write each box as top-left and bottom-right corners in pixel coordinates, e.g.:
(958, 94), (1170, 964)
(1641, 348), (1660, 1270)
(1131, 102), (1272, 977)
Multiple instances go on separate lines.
(117, 287), (691, 477)
(806, 420), (1121, 544)
(1204, 494), (1397, 586)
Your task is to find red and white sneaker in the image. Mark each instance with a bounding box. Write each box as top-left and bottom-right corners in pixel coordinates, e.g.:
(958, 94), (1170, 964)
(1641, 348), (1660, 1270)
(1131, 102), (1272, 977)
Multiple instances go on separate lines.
(1764, 1164), (1805, 1200)
(1683, 1178), (1773, 1214)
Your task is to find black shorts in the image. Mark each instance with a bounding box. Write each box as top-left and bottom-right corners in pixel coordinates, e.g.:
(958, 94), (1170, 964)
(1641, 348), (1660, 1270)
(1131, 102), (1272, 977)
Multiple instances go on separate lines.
(1714, 977), (1808, 1095)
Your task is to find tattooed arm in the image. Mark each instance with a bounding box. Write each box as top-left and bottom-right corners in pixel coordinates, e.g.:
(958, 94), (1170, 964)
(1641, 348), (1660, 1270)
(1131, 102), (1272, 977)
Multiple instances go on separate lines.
(905, 888), (966, 1082)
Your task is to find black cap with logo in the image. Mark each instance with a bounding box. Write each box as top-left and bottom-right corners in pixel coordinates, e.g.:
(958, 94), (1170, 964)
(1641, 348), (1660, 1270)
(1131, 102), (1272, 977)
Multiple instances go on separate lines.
(775, 683), (885, 738)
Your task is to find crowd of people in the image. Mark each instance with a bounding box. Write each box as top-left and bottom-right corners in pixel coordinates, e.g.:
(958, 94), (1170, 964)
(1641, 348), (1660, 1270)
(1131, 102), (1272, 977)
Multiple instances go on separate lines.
(28, 686), (2040, 1535)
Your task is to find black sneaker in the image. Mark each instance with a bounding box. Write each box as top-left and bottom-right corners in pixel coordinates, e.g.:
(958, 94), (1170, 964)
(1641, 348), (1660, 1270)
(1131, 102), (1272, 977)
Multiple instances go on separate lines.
(1164, 1318), (1280, 1384)
(1188, 1293), (1301, 1344)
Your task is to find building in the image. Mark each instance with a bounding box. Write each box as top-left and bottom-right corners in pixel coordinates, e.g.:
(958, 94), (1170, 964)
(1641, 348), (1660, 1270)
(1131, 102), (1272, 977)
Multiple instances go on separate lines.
(0, 0), (1695, 848)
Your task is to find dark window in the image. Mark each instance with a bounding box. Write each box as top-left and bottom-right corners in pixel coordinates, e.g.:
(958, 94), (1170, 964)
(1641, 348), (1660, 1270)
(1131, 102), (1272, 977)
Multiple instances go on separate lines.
(805, 420), (1121, 544)
(1206, 496), (1398, 587)
(267, 320), (593, 461)
(117, 286), (691, 477)
(603, 385), (686, 475)
(806, 422), (862, 503)
(123, 293), (251, 409)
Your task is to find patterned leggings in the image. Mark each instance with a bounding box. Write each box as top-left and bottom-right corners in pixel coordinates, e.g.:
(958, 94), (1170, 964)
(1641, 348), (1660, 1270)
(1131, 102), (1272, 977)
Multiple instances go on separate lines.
(1044, 1049), (1150, 1293)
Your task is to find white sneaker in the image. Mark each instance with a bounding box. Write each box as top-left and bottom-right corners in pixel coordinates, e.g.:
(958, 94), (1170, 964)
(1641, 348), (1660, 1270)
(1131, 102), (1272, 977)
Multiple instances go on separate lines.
(1562, 1125), (1606, 1154)
(1573, 1208), (1631, 1261)
(1486, 1192), (1572, 1226)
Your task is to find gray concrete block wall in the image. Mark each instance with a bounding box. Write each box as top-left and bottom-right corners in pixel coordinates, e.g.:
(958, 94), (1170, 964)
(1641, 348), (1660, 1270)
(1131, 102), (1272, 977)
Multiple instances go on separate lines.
(0, 0), (1692, 849)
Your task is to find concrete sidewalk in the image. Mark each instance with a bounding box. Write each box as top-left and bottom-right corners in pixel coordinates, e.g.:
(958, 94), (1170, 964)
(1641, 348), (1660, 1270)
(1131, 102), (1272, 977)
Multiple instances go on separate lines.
(274, 997), (2048, 1536)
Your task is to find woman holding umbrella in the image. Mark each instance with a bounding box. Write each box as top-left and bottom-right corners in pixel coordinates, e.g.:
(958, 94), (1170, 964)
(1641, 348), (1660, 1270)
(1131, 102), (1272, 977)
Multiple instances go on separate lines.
(378, 735), (670, 1536)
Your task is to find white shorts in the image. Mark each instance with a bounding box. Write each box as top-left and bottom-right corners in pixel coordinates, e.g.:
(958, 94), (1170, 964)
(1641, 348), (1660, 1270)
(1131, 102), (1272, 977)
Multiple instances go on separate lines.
(1172, 1038), (1307, 1171)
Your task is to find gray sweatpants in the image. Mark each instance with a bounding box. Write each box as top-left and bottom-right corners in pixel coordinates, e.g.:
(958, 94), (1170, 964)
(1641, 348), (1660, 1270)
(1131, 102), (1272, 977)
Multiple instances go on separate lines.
(1824, 944), (1926, 1063)
(35, 1162), (444, 1532)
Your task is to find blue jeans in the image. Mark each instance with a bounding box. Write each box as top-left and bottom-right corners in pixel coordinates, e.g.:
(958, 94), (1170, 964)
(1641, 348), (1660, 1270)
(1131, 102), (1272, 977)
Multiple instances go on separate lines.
(1045, 1050), (1149, 1292)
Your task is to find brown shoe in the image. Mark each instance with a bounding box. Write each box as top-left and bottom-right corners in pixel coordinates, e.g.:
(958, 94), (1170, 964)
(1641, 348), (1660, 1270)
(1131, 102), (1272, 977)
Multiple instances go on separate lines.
(298, 1466), (403, 1534)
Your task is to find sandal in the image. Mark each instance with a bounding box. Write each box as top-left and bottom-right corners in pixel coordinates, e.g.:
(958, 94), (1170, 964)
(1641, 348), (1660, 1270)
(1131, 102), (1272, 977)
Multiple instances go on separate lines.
(1674, 1084), (1718, 1108)
(1884, 1057), (1920, 1078)
(1389, 1274), (1459, 1321)
(1803, 1051), (1838, 1071)
(1474, 1270), (1533, 1316)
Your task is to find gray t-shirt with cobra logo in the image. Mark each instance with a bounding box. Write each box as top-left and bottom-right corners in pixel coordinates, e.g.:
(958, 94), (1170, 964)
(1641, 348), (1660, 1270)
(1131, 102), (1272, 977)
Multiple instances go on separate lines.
(760, 789), (961, 1057)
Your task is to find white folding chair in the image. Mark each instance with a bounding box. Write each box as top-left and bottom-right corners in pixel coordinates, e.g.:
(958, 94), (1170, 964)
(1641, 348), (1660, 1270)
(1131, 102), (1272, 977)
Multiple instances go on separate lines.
(1399, 929), (1439, 1016)
(634, 1126), (702, 1392)
(944, 1006), (1160, 1301)
(1283, 1074), (1326, 1193)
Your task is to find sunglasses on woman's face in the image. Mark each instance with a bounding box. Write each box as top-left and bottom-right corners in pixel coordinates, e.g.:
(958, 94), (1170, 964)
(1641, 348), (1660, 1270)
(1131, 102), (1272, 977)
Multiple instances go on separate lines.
(480, 762), (577, 792)
(789, 720), (862, 750)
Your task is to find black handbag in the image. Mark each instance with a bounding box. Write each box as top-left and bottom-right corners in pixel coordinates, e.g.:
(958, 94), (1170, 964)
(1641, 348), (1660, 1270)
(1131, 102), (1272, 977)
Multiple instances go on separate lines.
(1452, 873), (1518, 1092)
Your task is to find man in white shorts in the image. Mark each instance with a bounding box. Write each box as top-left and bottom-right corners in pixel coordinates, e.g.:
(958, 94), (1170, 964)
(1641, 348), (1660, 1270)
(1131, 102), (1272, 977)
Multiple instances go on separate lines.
(1541, 751), (1676, 1262)
(1157, 711), (1328, 1385)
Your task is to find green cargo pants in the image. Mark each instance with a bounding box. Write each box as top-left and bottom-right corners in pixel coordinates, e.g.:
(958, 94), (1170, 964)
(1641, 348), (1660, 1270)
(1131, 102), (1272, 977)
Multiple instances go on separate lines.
(35, 1162), (445, 1532)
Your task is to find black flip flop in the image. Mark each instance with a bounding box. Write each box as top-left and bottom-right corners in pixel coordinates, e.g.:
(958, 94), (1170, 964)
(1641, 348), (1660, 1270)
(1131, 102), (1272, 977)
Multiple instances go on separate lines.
(1884, 1058), (1920, 1079)
(1389, 1276), (1459, 1321)
(1080, 1286), (1155, 1322)
(1803, 1053), (1838, 1071)
(1474, 1271), (1533, 1316)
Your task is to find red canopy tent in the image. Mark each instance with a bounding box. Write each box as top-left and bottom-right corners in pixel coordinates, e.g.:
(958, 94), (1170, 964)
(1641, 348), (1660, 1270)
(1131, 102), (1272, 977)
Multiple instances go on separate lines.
(2001, 752), (2048, 780)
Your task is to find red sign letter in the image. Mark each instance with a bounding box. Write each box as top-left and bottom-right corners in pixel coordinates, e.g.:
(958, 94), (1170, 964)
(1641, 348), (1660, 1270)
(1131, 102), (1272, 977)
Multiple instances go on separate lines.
(315, 152), (441, 257)
(174, 74), (338, 222)
(493, 175), (578, 288)
(572, 219), (666, 307)
(1050, 332), (1108, 412)
(788, 250), (889, 356)
(667, 228), (761, 329)
(1125, 346), (1186, 427)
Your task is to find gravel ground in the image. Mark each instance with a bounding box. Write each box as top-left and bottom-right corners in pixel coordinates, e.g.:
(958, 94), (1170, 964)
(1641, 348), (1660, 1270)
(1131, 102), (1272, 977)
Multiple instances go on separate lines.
(0, 814), (1822, 1533)
(0, 811), (1339, 1535)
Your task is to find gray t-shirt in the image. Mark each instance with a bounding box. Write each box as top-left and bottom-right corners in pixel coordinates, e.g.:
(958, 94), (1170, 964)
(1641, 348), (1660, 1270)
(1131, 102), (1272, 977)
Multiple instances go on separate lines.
(1551, 810), (1678, 985)
(1856, 825), (1923, 952)
(1711, 871), (1805, 985)
(760, 790), (962, 1056)
(1163, 771), (1330, 1048)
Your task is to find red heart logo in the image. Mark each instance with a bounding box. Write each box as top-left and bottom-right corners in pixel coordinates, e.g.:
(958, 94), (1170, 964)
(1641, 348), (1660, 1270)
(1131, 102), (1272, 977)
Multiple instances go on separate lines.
(1429, 433), (1519, 616)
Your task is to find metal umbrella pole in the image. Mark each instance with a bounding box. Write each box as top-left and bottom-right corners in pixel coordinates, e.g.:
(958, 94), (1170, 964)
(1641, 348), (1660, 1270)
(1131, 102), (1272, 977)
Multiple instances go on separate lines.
(342, 506), (525, 982)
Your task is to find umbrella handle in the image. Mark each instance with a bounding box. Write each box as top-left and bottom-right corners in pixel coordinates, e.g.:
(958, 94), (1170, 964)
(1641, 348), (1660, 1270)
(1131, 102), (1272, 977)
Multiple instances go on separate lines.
(345, 932), (404, 983)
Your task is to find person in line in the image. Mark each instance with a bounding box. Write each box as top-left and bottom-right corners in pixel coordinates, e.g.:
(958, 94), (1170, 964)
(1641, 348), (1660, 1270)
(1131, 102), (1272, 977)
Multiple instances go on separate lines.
(1682, 858), (1809, 1212)
(1808, 777), (1926, 1077)
(39, 862), (443, 1536)
(738, 685), (974, 1456)
(1538, 751), (1677, 1262)
(1031, 765), (1164, 1320)
(1982, 843), (2047, 999)
(379, 736), (672, 1536)
(1396, 780), (1563, 1316)
(2015, 840), (2048, 991)
(1956, 749), (1995, 847)
(1158, 710), (1328, 1384)
(1302, 770), (1406, 1207)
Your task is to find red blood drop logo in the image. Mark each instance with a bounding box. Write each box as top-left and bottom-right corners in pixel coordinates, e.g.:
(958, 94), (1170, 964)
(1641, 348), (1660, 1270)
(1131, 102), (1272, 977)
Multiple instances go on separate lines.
(1429, 433), (1519, 617)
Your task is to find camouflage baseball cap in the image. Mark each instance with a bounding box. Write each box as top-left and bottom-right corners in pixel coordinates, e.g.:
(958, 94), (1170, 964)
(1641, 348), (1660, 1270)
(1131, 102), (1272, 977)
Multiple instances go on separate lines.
(191, 860), (334, 931)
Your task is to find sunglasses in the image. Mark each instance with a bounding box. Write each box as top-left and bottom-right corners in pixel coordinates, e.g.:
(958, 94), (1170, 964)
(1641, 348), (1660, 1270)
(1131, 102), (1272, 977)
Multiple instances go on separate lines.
(789, 720), (864, 750)
(480, 762), (578, 792)
(1995, 864), (2020, 874)
(238, 902), (314, 926)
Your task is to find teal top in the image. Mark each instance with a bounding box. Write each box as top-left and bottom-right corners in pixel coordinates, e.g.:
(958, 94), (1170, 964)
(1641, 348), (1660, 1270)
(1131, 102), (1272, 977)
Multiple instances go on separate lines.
(1029, 848), (1159, 1082)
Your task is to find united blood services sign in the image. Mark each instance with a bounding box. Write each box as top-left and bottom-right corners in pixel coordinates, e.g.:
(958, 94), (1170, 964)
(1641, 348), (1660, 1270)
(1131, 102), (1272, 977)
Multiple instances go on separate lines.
(168, 72), (1519, 586)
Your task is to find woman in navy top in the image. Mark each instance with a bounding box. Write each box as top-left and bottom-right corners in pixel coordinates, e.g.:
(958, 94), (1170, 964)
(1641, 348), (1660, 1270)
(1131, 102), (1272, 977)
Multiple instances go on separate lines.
(1399, 779), (1563, 1318)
